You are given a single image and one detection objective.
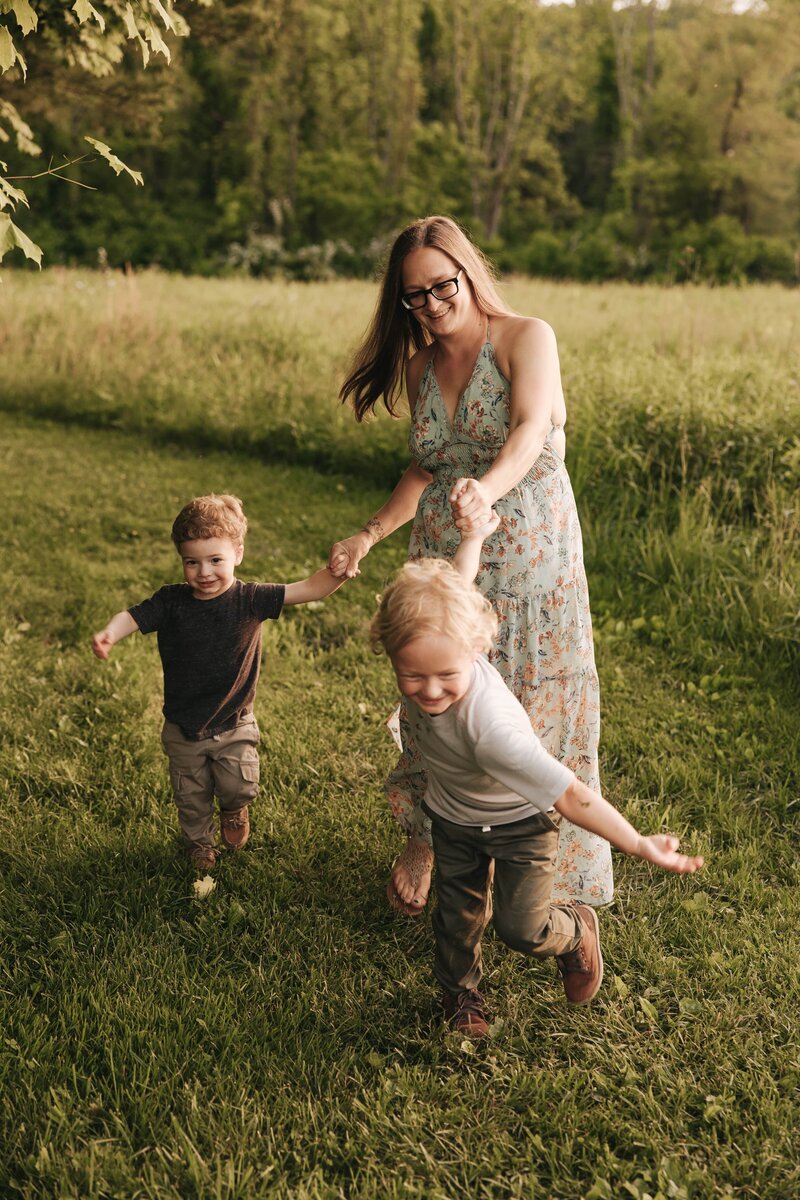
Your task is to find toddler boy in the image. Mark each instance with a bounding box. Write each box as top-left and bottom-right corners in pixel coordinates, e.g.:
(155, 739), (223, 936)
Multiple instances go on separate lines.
(92, 493), (344, 870)
(370, 523), (704, 1038)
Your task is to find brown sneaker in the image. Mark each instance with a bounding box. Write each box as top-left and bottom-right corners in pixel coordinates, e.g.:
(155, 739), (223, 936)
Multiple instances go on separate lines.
(555, 904), (604, 1006)
(220, 806), (250, 850)
(442, 988), (491, 1040)
(189, 845), (218, 871)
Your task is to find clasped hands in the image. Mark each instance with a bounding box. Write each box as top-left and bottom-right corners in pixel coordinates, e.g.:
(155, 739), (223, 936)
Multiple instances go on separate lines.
(328, 477), (494, 579)
(449, 476), (494, 533)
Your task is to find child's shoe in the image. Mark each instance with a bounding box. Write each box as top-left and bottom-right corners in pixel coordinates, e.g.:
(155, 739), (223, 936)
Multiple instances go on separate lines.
(189, 845), (218, 871)
(442, 988), (491, 1039)
(220, 806), (250, 850)
(555, 904), (604, 1005)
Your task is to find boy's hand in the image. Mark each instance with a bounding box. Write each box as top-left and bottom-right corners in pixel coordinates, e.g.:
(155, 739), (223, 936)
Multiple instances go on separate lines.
(459, 511), (500, 542)
(637, 834), (704, 874)
(92, 630), (115, 660)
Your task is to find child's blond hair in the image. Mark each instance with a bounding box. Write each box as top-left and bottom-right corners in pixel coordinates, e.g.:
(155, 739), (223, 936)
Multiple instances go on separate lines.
(370, 558), (497, 659)
(171, 494), (248, 548)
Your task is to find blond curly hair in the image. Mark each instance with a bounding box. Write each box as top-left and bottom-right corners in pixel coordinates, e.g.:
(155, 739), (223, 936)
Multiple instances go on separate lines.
(370, 558), (497, 659)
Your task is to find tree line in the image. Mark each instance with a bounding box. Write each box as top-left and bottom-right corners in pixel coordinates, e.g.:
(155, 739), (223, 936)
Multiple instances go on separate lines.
(2, 0), (799, 282)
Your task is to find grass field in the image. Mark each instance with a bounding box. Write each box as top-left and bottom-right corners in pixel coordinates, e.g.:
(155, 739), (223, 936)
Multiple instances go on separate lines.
(0, 272), (798, 1198)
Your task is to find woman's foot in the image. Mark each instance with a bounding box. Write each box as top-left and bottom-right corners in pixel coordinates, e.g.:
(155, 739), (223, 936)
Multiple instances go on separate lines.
(386, 839), (434, 916)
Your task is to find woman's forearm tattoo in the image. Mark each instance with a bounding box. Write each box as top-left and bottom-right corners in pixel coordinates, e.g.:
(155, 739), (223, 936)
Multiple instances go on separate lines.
(361, 516), (385, 546)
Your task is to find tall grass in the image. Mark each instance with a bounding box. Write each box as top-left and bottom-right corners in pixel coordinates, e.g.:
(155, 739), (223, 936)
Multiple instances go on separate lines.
(3, 269), (796, 672)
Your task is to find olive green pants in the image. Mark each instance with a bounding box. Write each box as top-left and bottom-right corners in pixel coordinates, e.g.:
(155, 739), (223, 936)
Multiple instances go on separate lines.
(426, 806), (584, 995)
(161, 715), (260, 851)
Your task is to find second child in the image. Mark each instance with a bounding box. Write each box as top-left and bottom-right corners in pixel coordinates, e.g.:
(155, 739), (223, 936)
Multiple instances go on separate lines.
(370, 523), (704, 1038)
(92, 493), (345, 870)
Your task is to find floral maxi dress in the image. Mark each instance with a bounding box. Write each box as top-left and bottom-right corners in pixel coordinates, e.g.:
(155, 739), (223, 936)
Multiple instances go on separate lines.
(386, 331), (614, 906)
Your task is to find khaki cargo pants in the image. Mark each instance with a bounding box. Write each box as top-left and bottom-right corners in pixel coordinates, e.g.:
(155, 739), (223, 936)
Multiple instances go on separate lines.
(425, 805), (584, 995)
(161, 714), (260, 851)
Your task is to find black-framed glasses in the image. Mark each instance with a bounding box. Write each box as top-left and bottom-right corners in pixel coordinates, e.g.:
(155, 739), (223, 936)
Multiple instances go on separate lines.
(400, 269), (463, 310)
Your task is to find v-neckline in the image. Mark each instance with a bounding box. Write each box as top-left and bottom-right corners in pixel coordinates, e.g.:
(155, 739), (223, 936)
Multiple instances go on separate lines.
(429, 336), (488, 429)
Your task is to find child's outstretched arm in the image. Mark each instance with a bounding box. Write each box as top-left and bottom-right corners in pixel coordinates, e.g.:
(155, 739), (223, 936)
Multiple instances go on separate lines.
(452, 512), (500, 584)
(283, 566), (347, 607)
(92, 611), (139, 660)
(554, 779), (704, 874)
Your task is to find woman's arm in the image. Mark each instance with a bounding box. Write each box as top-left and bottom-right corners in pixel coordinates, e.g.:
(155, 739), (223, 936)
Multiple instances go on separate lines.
(328, 462), (432, 578)
(555, 778), (704, 874)
(329, 348), (434, 578)
(451, 318), (562, 530)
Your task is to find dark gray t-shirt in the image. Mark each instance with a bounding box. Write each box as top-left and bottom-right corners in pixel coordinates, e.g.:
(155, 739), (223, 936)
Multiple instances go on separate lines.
(129, 579), (284, 740)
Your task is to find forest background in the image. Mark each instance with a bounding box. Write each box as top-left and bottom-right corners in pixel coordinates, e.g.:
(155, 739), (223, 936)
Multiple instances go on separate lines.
(1, 0), (800, 284)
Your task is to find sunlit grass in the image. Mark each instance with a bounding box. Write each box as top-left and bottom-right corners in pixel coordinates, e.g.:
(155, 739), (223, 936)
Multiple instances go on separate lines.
(1, 271), (798, 1196)
(0, 413), (797, 1198)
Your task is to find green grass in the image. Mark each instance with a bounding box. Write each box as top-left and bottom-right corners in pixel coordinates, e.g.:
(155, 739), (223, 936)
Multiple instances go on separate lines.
(0, 272), (798, 1198)
(1, 416), (797, 1200)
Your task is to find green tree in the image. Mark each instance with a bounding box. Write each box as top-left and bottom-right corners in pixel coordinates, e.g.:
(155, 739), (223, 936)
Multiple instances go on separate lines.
(0, 0), (211, 266)
(607, 0), (800, 240)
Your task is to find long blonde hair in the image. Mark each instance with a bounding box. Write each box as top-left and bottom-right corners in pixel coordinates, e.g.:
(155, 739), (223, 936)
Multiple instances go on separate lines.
(340, 215), (514, 421)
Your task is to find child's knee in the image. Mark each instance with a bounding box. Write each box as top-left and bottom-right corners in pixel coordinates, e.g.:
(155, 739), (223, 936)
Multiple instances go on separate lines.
(214, 753), (260, 808)
(169, 763), (213, 807)
(493, 908), (552, 956)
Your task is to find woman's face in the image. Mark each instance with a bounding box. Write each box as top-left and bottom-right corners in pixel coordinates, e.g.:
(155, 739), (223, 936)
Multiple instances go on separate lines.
(401, 246), (475, 338)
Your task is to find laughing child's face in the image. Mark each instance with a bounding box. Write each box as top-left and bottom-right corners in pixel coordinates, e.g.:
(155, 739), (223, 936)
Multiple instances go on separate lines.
(391, 633), (477, 716)
(179, 536), (243, 600)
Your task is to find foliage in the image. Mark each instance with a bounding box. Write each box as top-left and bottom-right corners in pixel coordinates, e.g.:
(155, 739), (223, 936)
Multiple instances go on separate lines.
(3, 0), (799, 281)
(0, 0), (210, 266)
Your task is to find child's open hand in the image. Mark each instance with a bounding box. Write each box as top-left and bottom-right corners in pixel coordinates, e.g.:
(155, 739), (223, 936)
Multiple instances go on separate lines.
(637, 834), (704, 874)
(91, 630), (114, 660)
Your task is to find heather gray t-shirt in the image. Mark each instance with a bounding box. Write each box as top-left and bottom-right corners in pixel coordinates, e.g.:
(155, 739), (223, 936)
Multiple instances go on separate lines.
(129, 579), (284, 740)
(405, 654), (575, 827)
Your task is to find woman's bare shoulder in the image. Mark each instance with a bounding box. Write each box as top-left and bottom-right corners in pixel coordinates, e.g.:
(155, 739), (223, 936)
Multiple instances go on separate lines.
(492, 313), (557, 349)
(491, 314), (557, 377)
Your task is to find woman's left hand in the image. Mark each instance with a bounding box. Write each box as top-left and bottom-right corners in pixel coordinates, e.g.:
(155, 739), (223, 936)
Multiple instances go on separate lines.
(450, 477), (493, 531)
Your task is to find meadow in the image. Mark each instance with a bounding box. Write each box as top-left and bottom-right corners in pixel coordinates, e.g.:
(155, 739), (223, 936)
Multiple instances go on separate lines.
(0, 271), (798, 1199)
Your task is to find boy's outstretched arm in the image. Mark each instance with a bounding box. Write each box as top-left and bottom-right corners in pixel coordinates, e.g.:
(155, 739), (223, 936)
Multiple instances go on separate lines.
(452, 512), (500, 584)
(554, 779), (704, 874)
(92, 611), (139, 660)
(283, 566), (347, 607)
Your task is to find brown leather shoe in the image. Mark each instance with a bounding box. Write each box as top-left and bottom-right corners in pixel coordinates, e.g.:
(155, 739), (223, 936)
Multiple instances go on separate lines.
(220, 806), (250, 850)
(556, 904), (604, 1005)
(189, 845), (218, 871)
(442, 988), (491, 1039)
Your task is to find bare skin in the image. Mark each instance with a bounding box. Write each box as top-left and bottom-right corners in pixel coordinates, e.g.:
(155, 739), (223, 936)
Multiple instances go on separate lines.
(387, 837), (435, 915)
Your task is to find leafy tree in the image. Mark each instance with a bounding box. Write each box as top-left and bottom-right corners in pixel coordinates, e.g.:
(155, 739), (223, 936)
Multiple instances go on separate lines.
(0, 0), (211, 266)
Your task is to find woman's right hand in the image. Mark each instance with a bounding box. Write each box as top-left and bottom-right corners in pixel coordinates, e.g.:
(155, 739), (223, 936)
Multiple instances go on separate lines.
(328, 531), (372, 579)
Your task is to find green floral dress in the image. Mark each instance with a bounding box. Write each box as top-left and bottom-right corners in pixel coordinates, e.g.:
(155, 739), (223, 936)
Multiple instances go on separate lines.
(386, 331), (614, 905)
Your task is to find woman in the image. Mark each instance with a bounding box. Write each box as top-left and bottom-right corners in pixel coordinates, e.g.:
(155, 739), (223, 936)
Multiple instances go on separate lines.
(329, 215), (613, 915)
